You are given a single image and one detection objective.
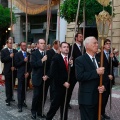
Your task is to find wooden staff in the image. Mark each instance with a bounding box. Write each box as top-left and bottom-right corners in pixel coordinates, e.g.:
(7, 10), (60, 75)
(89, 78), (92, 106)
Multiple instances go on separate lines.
(24, 0), (28, 104)
(62, 0), (81, 119)
(82, 0), (85, 55)
(110, 0), (114, 110)
(10, 0), (14, 99)
(98, 15), (105, 120)
(42, 0), (52, 116)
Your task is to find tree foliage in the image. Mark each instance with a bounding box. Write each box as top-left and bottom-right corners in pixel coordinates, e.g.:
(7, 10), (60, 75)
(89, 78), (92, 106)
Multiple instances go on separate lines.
(0, 4), (16, 29)
(60, 0), (112, 23)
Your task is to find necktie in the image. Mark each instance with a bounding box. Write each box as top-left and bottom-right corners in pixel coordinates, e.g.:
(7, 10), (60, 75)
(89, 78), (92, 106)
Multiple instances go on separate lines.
(23, 52), (27, 58)
(79, 46), (82, 51)
(41, 52), (44, 57)
(64, 57), (68, 71)
(106, 52), (109, 60)
(92, 58), (97, 69)
(9, 49), (13, 53)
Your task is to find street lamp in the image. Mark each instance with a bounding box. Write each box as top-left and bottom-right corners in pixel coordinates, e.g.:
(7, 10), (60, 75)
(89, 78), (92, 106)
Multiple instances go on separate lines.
(95, 10), (111, 120)
(8, 27), (11, 31)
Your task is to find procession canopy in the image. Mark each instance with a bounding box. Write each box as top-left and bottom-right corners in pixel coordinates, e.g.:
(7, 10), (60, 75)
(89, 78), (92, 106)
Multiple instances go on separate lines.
(9, 0), (60, 15)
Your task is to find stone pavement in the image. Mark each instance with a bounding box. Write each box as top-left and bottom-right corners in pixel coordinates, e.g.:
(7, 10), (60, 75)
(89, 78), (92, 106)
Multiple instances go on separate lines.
(0, 79), (120, 120)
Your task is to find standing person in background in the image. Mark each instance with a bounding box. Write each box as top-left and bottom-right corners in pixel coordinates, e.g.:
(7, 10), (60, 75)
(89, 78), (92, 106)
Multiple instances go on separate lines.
(68, 32), (84, 109)
(46, 40), (60, 102)
(75, 36), (105, 120)
(1, 39), (18, 106)
(97, 39), (119, 120)
(46, 42), (73, 120)
(15, 42), (31, 112)
(31, 39), (48, 119)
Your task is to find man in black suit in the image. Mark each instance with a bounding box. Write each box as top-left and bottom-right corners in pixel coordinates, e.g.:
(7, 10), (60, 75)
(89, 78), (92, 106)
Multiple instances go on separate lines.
(98, 39), (119, 120)
(15, 42), (31, 112)
(31, 39), (48, 119)
(1, 39), (18, 106)
(68, 33), (83, 108)
(75, 36), (105, 120)
(46, 40), (60, 101)
(46, 42), (73, 120)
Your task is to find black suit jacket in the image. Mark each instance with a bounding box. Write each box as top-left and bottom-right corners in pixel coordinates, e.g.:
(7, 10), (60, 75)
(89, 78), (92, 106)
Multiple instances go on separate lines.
(30, 49), (45, 86)
(46, 48), (56, 76)
(97, 52), (118, 88)
(50, 54), (68, 90)
(69, 43), (84, 81)
(75, 53), (100, 105)
(15, 51), (31, 80)
(1, 48), (18, 76)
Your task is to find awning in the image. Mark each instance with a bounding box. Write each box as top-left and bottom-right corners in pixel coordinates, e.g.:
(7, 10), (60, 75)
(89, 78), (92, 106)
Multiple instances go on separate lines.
(9, 0), (60, 15)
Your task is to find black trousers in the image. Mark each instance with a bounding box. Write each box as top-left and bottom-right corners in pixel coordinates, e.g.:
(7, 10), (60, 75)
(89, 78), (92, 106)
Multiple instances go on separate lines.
(49, 78), (55, 101)
(17, 79), (25, 107)
(80, 104), (98, 120)
(102, 83), (110, 115)
(5, 75), (13, 102)
(46, 88), (69, 120)
(31, 80), (50, 115)
(68, 79), (77, 104)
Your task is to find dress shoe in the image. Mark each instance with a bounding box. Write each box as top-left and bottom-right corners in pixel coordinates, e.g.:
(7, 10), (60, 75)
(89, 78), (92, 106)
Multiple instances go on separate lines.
(23, 102), (27, 107)
(6, 102), (10, 106)
(101, 115), (105, 120)
(103, 114), (110, 119)
(37, 113), (46, 118)
(68, 104), (72, 109)
(10, 99), (15, 102)
(18, 107), (22, 112)
(31, 114), (36, 119)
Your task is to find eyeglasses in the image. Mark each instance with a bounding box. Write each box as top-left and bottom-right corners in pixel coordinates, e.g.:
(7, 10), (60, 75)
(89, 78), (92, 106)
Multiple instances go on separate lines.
(105, 42), (111, 45)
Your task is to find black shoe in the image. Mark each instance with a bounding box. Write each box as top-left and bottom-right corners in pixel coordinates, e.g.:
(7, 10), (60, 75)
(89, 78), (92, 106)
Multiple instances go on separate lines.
(23, 102), (27, 107)
(101, 115), (105, 120)
(68, 104), (72, 109)
(31, 114), (36, 119)
(37, 114), (46, 118)
(10, 99), (15, 102)
(18, 107), (22, 112)
(103, 114), (110, 119)
(6, 102), (10, 106)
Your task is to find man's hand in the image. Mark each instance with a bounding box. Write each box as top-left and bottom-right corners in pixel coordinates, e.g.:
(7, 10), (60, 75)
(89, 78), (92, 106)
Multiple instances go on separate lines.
(110, 52), (114, 58)
(98, 85), (105, 93)
(25, 72), (29, 78)
(10, 53), (14, 58)
(69, 59), (73, 65)
(96, 67), (105, 75)
(108, 75), (113, 80)
(24, 57), (28, 62)
(11, 67), (15, 71)
(42, 75), (49, 81)
(41, 55), (47, 63)
(63, 82), (70, 88)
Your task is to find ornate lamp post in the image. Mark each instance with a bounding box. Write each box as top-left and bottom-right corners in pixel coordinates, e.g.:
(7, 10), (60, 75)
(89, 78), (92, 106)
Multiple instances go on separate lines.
(95, 10), (111, 120)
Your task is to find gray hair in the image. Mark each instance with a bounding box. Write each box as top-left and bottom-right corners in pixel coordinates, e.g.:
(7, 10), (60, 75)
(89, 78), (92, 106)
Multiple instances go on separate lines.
(83, 36), (96, 48)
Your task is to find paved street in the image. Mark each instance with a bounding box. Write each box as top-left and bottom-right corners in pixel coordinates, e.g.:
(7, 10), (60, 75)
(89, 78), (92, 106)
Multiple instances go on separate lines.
(0, 78), (120, 120)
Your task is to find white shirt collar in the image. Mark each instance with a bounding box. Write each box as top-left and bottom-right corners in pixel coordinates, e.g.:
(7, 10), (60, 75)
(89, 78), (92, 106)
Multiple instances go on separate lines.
(61, 53), (68, 60)
(52, 47), (57, 53)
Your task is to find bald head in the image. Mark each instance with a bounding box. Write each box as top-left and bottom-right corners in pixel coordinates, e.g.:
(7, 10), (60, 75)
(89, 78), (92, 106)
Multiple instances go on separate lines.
(84, 36), (98, 56)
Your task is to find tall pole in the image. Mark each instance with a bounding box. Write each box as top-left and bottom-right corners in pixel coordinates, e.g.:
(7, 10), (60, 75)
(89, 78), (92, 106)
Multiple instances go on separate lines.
(24, 0), (28, 104)
(110, 0), (114, 110)
(82, 0), (85, 55)
(10, 0), (14, 99)
(42, 0), (51, 116)
(62, 0), (81, 119)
